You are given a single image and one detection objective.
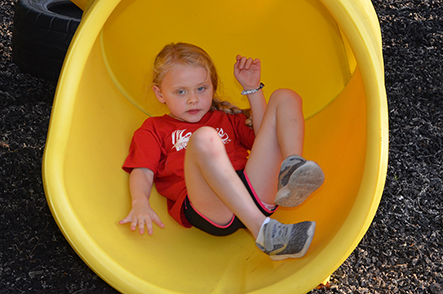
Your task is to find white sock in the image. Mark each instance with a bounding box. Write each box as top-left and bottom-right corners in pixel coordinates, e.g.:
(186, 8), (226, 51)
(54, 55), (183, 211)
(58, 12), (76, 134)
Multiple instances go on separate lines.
(261, 201), (277, 211)
(255, 217), (271, 246)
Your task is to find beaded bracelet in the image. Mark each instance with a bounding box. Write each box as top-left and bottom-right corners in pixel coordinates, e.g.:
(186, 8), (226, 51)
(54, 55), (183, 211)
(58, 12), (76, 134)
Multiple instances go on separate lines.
(241, 82), (265, 95)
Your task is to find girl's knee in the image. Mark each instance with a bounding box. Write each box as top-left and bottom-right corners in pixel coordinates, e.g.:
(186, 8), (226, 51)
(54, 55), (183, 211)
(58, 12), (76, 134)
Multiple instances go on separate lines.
(269, 88), (303, 107)
(191, 126), (219, 140)
(188, 127), (223, 154)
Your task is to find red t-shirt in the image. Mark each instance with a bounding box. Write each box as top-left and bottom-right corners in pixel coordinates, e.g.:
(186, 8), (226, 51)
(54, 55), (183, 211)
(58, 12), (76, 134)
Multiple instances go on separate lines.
(123, 110), (255, 227)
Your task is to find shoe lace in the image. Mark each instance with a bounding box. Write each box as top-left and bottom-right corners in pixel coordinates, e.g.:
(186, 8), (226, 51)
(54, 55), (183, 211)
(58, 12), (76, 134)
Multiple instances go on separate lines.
(267, 224), (291, 251)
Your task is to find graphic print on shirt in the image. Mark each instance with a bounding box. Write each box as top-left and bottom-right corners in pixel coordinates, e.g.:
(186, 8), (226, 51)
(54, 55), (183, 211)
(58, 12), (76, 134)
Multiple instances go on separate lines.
(172, 129), (192, 151)
(216, 128), (232, 145)
(171, 128), (231, 151)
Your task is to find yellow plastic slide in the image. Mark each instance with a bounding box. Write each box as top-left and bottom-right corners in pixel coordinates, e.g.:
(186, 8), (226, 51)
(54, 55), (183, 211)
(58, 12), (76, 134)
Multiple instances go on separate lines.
(43, 0), (388, 293)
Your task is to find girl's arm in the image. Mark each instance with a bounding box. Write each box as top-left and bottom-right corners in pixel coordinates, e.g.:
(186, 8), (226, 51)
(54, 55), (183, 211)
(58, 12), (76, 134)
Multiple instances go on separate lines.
(234, 55), (267, 134)
(119, 167), (165, 235)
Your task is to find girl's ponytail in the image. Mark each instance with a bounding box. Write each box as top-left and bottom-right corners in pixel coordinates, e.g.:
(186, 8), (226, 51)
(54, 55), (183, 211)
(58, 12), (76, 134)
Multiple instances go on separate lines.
(211, 98), (253, 128)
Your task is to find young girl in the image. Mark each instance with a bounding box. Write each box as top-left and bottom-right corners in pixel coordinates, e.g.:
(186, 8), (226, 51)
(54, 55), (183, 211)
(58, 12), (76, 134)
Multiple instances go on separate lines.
(120, 43), (324, 260)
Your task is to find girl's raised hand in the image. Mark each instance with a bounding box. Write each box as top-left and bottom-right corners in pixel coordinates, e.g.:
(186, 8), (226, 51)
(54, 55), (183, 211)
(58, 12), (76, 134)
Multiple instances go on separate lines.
(119, 199), (165, 235)
(234, 55), (261, 92)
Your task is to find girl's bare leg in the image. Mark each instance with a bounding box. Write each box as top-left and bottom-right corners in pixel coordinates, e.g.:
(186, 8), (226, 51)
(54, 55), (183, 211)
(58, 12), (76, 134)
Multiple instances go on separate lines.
(246, 89), (305, 204)
(185, 127), (266, 238)
(186, 115), (318, 260)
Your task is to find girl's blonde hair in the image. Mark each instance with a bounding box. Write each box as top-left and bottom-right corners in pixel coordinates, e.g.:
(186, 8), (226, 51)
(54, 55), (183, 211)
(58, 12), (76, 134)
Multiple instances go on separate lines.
(152, 43), (252, 128)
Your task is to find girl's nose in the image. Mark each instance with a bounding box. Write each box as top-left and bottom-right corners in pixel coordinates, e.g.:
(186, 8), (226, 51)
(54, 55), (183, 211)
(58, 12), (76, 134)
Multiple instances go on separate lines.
(187, 92), (198, 104)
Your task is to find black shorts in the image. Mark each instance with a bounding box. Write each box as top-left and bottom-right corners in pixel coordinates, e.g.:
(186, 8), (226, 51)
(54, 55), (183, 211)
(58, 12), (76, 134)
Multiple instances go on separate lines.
(183, 170), (277, 236)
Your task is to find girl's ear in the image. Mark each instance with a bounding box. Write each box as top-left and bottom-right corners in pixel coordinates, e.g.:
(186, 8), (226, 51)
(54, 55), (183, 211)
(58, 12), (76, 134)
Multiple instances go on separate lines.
(153, 85), (165, 103)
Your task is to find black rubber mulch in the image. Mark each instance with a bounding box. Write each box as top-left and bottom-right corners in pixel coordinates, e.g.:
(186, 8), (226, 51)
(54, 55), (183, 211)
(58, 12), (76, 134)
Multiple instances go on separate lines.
(1, 0), (442, 293)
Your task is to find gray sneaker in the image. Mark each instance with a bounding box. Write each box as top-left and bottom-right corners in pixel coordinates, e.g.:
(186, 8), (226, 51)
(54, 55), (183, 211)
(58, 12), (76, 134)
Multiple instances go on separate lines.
(275, 155), (324, 207)
(256, 218), (316, 260)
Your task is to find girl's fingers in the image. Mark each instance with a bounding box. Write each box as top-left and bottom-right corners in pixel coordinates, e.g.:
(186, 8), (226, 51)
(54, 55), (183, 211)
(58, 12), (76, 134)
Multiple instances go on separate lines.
(153, 215), (165, 228)
(119, 217), (129, 225)
(146, 221), (153, 235)
(136, 218), (145, 234)
(238, 56), (247, 69)
(245, 58), (254, 69)
(130, 219), (137, 231)
(235, 55), (259, 70)
(120, 212), (163, 235)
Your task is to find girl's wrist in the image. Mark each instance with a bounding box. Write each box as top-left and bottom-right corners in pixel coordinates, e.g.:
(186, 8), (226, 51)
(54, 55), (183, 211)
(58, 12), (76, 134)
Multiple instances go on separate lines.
(241, 82), (264, 95)
(131, 195), (150, 206)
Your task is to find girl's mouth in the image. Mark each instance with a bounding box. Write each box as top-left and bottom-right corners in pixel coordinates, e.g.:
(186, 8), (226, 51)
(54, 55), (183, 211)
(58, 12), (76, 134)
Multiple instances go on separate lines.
(187, 109), (200, 115)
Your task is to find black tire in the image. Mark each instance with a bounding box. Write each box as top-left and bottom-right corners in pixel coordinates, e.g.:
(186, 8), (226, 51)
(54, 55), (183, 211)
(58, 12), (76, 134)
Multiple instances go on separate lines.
(12, 0), (83, 81)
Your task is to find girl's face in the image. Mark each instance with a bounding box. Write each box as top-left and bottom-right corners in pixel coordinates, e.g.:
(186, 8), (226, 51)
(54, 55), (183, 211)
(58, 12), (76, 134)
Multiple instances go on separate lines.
(153, 64), (214, 123)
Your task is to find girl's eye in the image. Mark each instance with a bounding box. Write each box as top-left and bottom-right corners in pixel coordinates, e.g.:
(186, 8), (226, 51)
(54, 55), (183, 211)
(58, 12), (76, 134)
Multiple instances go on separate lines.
(177, 90), (186, 95)
(197, 86), (206, 92)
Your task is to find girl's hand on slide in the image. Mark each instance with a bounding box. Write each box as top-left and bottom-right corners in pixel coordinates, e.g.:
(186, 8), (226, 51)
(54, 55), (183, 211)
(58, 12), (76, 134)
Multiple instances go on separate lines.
(119, 203), (165, 235)
(234, 55), (261, 91)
